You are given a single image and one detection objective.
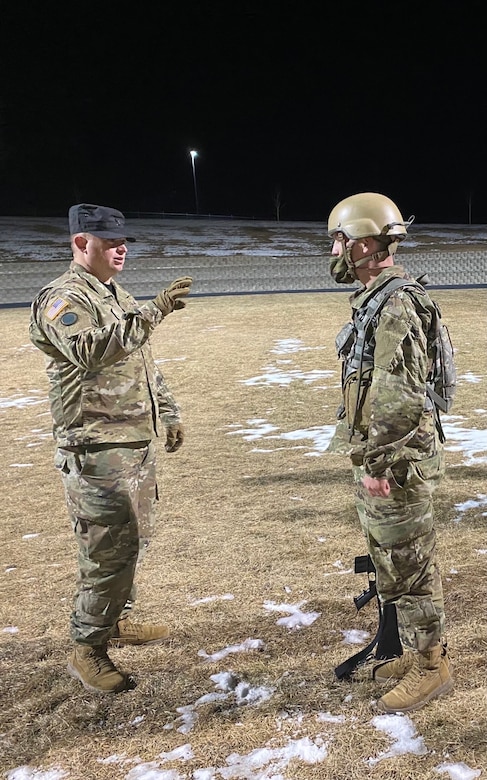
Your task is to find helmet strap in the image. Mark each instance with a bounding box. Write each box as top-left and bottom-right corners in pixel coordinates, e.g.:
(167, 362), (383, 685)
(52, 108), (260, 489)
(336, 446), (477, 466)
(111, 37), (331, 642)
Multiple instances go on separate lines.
(353, 248), (390, 269)
(341, 240), (359, 279)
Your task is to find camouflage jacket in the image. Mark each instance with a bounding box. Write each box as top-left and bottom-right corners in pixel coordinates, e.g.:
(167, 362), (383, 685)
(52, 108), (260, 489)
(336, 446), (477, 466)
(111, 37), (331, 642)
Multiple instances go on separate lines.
(29, 262), (181, 447)
(328, 266), (441, 478)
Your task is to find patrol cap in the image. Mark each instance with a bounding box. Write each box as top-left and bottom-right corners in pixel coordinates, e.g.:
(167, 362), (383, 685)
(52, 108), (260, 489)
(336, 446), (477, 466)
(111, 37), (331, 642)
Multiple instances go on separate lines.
(68, 203), (136, 242)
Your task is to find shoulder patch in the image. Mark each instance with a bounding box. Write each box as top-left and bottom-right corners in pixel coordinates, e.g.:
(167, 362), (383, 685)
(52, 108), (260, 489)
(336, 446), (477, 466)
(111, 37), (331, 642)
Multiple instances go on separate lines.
(60, 311), (78, 326)
(45, 298), (70, 321)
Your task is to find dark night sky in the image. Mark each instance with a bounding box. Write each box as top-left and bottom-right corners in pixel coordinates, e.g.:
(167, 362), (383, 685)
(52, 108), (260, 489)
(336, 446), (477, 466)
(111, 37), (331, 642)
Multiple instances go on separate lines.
(1, 2), (486, 223)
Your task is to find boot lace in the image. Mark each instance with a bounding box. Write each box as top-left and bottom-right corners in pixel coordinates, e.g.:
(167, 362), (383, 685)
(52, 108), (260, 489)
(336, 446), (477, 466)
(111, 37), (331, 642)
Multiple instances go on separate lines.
(387, 653), (413, 676)
(389, 661), (429, 697)
(86, 646), (118, 676)
(373, 652), (412, 680)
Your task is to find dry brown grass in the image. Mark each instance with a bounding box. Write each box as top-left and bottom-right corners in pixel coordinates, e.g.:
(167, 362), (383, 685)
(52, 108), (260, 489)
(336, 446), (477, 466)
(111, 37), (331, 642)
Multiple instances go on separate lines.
(1, 289), (486, 779)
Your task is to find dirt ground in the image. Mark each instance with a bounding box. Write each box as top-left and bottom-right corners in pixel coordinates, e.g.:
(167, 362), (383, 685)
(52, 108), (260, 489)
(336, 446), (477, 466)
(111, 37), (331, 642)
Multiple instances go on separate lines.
(1, 289), (486, 779)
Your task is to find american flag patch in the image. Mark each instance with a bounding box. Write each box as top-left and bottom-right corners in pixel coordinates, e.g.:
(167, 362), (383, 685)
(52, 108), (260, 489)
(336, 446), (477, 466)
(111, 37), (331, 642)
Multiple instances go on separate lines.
(46, 298), (70, 321)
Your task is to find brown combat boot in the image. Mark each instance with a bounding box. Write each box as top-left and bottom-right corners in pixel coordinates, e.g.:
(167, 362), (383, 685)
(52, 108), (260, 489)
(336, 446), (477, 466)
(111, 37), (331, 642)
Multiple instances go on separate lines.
(67, 644), (132, 693)
(351, 652), (412, 683)
(374, 644), (451, 684)
(376, 643), (453, 713)
(372, 651), (414, 683)
(109, 617), (171, 647)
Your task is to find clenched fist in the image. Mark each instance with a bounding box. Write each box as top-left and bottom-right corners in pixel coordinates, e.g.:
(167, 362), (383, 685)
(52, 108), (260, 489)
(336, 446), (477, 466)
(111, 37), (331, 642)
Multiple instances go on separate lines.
(154, 276), (193, 316)
(165, 423), (184, 453)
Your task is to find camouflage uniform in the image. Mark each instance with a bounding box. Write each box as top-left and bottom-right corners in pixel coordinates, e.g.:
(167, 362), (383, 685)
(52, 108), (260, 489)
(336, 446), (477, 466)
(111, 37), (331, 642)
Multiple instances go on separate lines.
(329, 266), (445, 652)
(30, 262), (181, 645)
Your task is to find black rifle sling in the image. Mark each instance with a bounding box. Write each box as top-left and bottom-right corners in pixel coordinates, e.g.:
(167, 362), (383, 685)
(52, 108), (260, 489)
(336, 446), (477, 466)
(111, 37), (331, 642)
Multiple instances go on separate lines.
(334, 601), (402, 680)
(334, 596), (383, 680)
(334, 555), (403, 680)
(376, 604), (402, 660)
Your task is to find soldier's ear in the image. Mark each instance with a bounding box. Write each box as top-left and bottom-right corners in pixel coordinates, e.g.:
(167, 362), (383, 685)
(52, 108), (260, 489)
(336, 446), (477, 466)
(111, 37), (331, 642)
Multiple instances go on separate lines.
(357, 238), (371, 256)
(73, 234), (88, 252)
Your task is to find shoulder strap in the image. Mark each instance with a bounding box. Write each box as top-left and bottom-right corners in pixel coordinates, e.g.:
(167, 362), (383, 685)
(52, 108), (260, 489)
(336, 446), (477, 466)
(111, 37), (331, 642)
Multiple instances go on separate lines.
(347, 277), (425, 441)
(359, 276), (424, 332)
(353, 277), (422, 368)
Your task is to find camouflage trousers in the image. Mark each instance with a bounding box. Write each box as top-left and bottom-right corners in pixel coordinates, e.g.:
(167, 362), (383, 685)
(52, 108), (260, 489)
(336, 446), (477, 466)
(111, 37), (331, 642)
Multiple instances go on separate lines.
(353, 451), (446, 653)
(55, 441), (158, 645)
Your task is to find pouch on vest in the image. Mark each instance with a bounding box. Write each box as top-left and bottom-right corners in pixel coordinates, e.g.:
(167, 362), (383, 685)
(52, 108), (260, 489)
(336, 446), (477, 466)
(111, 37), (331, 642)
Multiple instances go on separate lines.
(343, 367), (373, 438)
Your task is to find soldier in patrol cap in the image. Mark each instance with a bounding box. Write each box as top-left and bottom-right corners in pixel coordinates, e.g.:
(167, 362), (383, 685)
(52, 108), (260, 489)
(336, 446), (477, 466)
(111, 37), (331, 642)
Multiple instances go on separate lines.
(326, 192), (453, 712)
(30, 203), (193, 693)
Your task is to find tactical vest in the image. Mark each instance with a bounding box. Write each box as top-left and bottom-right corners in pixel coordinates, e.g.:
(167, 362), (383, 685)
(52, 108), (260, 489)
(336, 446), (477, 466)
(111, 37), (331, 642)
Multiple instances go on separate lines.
(335, 277), (427, 440)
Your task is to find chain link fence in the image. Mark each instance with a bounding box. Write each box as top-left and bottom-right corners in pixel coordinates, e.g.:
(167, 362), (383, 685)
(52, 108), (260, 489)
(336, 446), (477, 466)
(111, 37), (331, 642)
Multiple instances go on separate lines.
(1, 248), (486, 308)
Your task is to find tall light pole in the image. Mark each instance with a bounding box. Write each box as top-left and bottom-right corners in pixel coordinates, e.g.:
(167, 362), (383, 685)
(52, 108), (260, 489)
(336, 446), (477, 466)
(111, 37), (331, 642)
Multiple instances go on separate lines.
(189, 150), (199, 215)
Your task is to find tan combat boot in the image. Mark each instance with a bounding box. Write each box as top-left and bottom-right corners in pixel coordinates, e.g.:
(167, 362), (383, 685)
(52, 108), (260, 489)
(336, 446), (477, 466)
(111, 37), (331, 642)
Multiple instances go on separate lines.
(109, 617), (170, 647)
(372, 651), (415, 683)
(376, 643), (453, 713)
(351, 652), (412, 683)
(374, 644), (451, 684)
(67, 644), (132, 693)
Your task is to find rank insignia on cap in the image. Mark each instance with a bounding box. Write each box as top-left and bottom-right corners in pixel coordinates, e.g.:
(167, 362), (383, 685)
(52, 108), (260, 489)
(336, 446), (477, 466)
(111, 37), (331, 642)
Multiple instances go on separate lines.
(46, 298), (70, 321)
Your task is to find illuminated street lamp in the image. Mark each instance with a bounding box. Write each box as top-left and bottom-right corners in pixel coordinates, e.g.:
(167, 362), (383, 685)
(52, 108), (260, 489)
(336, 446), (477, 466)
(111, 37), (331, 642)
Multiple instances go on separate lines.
(189, 150), (199, 214)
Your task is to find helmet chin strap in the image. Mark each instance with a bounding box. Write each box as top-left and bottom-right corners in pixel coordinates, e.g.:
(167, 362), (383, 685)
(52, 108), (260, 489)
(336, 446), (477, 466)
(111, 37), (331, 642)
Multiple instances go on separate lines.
(353, 248), (390, 269)
(332, 237), (396, 284)
(339, 239), (391, 278)
(338, 240), (359, 280)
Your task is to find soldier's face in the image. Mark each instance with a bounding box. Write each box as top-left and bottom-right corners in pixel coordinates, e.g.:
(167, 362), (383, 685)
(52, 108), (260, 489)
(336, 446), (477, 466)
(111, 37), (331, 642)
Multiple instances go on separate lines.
(84, 236), (128, 282)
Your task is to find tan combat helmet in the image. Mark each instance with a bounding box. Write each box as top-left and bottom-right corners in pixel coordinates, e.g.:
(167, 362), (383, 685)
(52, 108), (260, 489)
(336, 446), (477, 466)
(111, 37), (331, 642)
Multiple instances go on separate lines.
(327, 192), (413, 244)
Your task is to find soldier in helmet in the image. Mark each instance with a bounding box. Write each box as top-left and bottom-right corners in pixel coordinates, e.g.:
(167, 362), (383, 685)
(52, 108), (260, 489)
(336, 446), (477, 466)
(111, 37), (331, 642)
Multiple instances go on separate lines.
(30, 203), (192, 693)
(327, 192), (453, 712)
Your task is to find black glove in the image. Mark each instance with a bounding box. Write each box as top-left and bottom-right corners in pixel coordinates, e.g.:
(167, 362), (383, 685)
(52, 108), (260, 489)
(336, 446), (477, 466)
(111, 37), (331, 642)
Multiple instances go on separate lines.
(154, 276), (193, 316)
